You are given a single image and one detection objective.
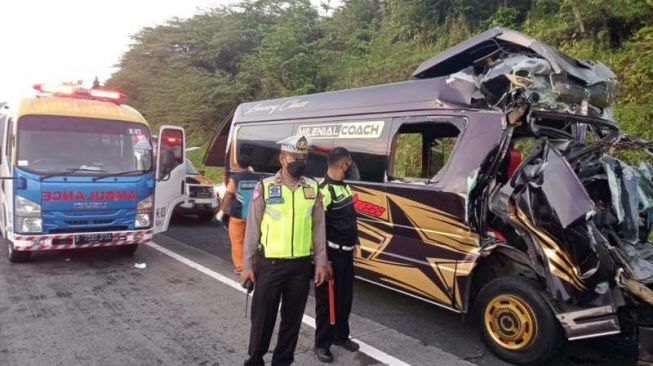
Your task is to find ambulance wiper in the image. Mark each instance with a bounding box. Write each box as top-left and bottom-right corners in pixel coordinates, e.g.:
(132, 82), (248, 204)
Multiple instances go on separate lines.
(40, 168), (107, 181)
(92, 169), (150, 181)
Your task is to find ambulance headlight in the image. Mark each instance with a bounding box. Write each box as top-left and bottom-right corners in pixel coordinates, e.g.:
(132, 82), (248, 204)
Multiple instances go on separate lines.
(16, 196), (41, 216)
(15, 196), (42, 233)
(16, 217), (42, 233)
(135, 195), (153, 228)
(135, 213), (151, 228)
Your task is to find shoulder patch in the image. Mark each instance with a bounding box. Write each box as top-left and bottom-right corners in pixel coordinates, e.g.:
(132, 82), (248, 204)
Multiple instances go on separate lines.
(303, 186), (316, 199)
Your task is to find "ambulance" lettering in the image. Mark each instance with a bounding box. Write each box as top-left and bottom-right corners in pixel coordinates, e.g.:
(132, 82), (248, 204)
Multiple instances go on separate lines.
(42, 191), (137, 201)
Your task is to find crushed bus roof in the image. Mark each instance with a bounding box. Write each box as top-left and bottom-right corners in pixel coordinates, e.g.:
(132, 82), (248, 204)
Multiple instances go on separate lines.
(16, 96), (149, 125)
(413, 27), (616, 83)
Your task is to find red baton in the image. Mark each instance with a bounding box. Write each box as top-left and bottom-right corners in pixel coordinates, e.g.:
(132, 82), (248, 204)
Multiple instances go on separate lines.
(328, 279), (336, 325)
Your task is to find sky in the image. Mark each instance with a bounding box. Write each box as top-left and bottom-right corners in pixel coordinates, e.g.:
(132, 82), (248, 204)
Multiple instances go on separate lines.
(0, 0), (335, 103)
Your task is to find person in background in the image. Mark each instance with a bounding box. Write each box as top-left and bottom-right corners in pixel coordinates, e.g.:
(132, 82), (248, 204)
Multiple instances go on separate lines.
(314, 147), (359, 363)
(217, 154), (258, 274)
(240, 135), (331, 366)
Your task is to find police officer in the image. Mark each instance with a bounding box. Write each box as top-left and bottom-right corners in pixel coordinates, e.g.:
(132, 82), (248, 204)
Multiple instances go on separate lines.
(240, 135), (331, 366)
(314, 147), (359, 363)
(217, 153), (258, 273)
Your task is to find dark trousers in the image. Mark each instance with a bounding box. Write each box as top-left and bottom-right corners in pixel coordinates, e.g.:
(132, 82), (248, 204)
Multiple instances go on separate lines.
(314, 248), (354, 349)
(245, 256), (312, 366)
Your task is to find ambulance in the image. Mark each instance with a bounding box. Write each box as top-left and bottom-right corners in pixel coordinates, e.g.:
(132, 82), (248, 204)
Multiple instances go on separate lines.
(0, 84), (187, 262)
(205, 28), (653, 365)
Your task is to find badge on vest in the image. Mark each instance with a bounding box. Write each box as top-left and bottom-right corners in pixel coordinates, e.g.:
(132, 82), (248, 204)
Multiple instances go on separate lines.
(303, 187), (316, 199)
(269, 185), (282, 198)
(266, 197), (285, 204)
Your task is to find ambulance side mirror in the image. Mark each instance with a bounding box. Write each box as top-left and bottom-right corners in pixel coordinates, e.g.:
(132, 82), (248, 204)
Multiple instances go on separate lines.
(156, 128), (184, 181)
(0, 176), (26, 189)
(158, 149), (176, 181)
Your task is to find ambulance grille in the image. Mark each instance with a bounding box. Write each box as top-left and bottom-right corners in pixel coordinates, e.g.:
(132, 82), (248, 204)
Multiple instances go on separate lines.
(65, 219), (114, 226)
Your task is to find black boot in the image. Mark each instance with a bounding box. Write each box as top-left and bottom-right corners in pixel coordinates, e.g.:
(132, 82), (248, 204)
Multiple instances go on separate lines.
(314, 347), (334, 363)
(333, 338), (359, 352)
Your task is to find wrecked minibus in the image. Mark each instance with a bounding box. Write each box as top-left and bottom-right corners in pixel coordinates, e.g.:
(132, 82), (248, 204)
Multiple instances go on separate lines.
(204, 27), (653, 365)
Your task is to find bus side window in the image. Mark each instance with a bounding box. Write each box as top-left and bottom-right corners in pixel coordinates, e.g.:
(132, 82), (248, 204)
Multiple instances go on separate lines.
(389, 120), (462, 181)
(305, 141), (333, 179)
(391, 132), (423, 178)
(325, 120), (390, 183)
(236, 123), (294, 174)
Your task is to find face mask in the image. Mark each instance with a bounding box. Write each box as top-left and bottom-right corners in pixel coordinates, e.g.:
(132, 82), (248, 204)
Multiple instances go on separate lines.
(344, 166), (353, 180)
(286, 161), (306, 178)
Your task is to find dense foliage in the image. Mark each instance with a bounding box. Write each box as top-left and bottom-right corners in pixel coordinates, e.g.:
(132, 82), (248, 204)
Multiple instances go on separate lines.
(107, 0), (653, 181)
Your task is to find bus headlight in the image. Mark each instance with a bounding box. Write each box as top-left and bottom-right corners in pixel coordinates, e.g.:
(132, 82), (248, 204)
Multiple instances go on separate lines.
(135, 195), (153, 228)
(16, 196), (42, 233)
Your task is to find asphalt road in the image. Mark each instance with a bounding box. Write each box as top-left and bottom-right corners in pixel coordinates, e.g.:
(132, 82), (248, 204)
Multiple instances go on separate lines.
(164, 215), (640, 366)
(0, 215), (639, 366)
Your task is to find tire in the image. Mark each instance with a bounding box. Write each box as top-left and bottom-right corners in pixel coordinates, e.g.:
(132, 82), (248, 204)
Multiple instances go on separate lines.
(117, 244), (138, 256)
(6, 239), (31, 263)
(198, 213), (214, 222)
(475, 276), (564, 365)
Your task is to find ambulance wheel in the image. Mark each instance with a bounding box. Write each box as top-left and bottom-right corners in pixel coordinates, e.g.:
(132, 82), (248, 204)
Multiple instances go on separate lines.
(198, 213), (214, 222)
(6, 240), (31, 263)
(475, 276), (564, 365)
(117, 244), (138, 256)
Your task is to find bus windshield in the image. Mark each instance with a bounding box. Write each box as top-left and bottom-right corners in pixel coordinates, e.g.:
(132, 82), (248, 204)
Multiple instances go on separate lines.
(17, 115), (153, 175)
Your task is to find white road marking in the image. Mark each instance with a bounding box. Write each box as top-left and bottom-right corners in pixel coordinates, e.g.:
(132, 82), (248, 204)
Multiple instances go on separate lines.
(147, 241), (411, 366)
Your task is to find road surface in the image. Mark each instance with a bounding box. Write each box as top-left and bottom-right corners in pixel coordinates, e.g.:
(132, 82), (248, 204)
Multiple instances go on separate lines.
(0, 215), (639, 365)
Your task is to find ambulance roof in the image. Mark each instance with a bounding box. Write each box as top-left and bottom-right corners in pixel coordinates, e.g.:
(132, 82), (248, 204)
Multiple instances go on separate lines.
(15, 96), (149, 125)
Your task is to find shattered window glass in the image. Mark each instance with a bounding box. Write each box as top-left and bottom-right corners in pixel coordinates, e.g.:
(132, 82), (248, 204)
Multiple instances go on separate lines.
(392, 133), (422, 178)
(389, 121), (461, 181)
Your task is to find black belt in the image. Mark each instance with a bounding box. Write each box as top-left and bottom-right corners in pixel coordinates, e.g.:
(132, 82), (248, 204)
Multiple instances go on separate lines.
(260, 256), (311, 262)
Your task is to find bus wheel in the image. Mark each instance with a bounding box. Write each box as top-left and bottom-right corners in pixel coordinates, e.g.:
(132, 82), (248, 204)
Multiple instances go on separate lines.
(475, 276), (564, 365)
(117, 244), (138, 256)
(6, 240), (31, 263)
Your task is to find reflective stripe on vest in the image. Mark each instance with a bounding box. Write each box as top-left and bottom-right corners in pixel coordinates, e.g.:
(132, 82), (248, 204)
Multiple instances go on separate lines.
(260, 176), (318, 258)
(320, 182), (352, 210)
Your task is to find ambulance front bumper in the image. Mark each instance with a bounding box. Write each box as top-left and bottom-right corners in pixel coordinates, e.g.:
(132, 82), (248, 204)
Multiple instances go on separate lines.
(9, 229), (153, 251)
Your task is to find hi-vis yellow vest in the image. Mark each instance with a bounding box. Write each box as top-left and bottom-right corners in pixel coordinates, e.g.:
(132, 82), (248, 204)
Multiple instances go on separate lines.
(260, 176), (319, 258)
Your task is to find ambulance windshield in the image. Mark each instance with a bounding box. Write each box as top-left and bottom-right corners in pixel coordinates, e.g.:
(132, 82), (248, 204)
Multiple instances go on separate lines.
(16, 115), (153, 176)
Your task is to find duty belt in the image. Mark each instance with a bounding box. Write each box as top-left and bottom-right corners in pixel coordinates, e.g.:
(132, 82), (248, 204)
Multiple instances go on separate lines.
(327, 241), (355, 251)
